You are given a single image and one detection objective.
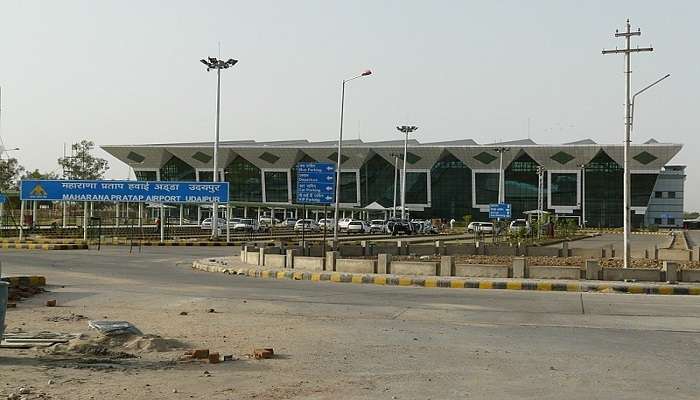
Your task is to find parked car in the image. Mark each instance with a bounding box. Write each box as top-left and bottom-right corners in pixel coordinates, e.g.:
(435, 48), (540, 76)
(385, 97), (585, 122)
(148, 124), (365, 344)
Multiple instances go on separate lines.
(386, 219), (413, 235)
(369, 219), (386, 234)
(200, 217), (228, 230)
(280, 218), (297, 228)
(411, 219), (439, 234)
(294, 219), (320, 232)
(467, 221), (498, 234)
(338, 218), (352, 232)
(259, 217), (281, 227)
(346, 220), (370, 234)
(318, 218), (335, 230)
(509, 219), (531, 235)
(233, 218), (261, 232)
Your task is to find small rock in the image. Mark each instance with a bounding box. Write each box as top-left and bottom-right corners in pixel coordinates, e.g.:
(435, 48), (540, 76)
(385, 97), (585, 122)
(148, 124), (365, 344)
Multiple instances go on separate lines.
(203, 370), (210, 375)
(48, 379), (54, 385)
(179, 311), (188, 316)
(173, 389), (178, 393)
(207, 308), (215, 313)
(18, 388), (30, 395)
(45, 299), (57, 307)
(8, 393), (21, 400)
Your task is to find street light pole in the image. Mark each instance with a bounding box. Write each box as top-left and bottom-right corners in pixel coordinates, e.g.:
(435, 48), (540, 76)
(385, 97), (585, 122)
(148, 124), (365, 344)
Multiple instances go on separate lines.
(578, 163), (587, 228)
(333, 70), (372, 245)
(494, 147), (510, 204)
(396, 126), (418, 220)
(201, 57), (238, 240)
(631, 74), (671, 133)
(390, 153), (401, 218)
(603, 19), (654, 269)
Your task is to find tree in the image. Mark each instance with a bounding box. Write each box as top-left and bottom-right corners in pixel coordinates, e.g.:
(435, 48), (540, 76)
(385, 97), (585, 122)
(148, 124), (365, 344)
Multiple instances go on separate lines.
(57, 140), (109, 180)
(21, 169), (60, 180)
(0, 157), (25, 192)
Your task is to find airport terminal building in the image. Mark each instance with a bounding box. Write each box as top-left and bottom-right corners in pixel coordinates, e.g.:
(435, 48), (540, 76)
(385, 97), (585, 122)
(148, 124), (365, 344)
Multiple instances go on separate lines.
(102, 138), (686, 228)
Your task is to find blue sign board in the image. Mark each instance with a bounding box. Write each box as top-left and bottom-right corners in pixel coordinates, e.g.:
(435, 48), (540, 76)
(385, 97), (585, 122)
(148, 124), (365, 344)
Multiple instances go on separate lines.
(19, 179), (229, 203)
(0, 194), (7, 204)
(296, 162), (336, 204)
(489, 203), (512, 219)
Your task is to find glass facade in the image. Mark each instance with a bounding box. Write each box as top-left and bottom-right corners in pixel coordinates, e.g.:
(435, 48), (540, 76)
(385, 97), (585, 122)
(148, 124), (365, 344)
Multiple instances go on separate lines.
(404, 171), (428, 204)
(550, 173), (577, 206)
(360, 154), (396, 208)
(264, 171), (289, 203)
(198, 171), (215, 182)
(225, 156), (262, 202)
(339, 172), (358, 203)
(585, 151), (622, 228)
(474, 173), (499, 205)
(430, 153), (471, 219)
(134, 170), (157, 181)
(631, 173), (658, 207)
(160, 156), (195, 181)
(504, 153), (540, 218)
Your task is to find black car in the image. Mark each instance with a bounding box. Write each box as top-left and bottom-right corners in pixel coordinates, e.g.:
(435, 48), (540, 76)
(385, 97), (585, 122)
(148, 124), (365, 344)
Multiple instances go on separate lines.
(386, 219), (414, 236)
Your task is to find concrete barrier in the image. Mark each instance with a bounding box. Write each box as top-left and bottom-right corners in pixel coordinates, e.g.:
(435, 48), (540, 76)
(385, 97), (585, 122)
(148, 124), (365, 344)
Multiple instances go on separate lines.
(377, 254), (391, 274)
(336, 258), (376, 274)
(325, 251), (338, 271)
(293, 256), (325, 272)
(439, 256), (455, 276)
(390, 261), (437, 276)
(264, 254), (286, 269)
(245, 251), (260, 265)
(373, 245), (400, 256)
(662, 261), (678, 283)
(339, 245), (364, 257)
(681, 269), (700, 282)
(585, 259), (601, 280)
(485, 245), (518, 256)
(512, 257), (527, 278)
(285, 249), (298, 268)
(455, 264), (509, 278)
(528, 265), (581, 280)
(658, 249), (690, 262)
(602, 268), (662, 282)
(526, 246), (561, 257)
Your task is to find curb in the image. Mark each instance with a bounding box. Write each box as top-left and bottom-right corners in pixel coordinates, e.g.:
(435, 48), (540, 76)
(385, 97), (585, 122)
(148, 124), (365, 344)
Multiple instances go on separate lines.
(104, 241), (239, 247)
(0, 243), (87, 250)
(1, 276), (47, 287)
(192, 260), (700, 296)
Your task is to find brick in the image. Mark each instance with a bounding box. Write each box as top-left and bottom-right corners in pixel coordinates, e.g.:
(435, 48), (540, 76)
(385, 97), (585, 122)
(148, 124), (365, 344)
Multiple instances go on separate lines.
(192, 349), (210, 359)
(208, 352), (221, 363)
(253, 347), (274, 359)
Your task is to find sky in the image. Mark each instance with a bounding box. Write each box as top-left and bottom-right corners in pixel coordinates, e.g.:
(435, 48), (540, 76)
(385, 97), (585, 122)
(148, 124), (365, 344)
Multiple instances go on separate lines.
(0, 1), (698, 207)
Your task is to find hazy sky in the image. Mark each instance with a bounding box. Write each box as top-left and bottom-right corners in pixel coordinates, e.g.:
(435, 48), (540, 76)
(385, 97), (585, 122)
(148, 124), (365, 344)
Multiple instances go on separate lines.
(1, 1), (698, 207)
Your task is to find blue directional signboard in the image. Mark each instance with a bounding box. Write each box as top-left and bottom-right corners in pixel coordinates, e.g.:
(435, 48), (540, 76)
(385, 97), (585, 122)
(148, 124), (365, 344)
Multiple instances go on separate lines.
(0, 194), (7, 204)
(19, 179), (229, 203)
(296, 162), (336, 204)
(489, 203), (512, 219)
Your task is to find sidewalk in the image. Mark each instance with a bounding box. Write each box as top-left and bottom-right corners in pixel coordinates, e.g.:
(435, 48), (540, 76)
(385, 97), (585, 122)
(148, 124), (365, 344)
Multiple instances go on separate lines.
(193, 257), (700, 296)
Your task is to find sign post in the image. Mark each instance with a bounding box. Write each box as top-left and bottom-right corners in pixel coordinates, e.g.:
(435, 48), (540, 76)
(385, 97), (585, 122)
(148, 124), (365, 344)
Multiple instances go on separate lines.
(296, 163), (336, 254)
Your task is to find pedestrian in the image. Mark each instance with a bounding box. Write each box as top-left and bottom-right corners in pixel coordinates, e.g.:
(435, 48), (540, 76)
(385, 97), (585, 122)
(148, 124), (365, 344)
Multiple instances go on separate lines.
(449, 218), (455, 230)
(155, 217), (161, 232)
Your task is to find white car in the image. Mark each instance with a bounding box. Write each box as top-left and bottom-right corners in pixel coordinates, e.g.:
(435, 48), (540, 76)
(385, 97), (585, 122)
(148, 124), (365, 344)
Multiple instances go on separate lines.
(369, 219), (386, 234)
(509, 219), (531, 235)
(338, 218), (352, 231)
(294, 219), (320, 232)
(467, 221), (498, 234)
(259, 217), (281, 227)
(233, 218), (261, 232)
(200, 218), (228, 230)
(346, 220), (370, 234)
(318, 218), (335, 230)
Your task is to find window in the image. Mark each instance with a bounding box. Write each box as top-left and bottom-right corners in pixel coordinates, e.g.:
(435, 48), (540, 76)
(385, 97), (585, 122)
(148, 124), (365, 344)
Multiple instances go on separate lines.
(585, 150), (622, 227)
(431, 152), (471, 219)
(405, 171), (428, 204)
(654, 191), (663, 198)
(631, 174), (658, 206)
(134, 170), (157, 181)
(668, 192), (676, 199)
(504, 153), (540, 218)
(550, 173), (577, 206)
(339, 171), (358, 203)
(225, 156), (262, 202)
(654, 218), (662, 225)
(160, 156), (195, 181)
(668, 218), (676, 225)
(474, 172), (499, 205)
(264, 171), (289, 203)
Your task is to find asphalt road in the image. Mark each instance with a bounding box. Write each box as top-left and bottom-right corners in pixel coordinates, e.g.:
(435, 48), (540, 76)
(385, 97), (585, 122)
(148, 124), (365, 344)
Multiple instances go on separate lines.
(2, 246), (700, 399)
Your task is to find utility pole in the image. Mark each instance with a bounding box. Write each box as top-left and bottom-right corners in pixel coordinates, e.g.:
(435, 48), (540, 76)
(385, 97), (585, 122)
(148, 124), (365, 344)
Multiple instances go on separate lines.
(494, 147), (510, 204)
(390, 152), (402, 218)
(536, 165), (546, 238)
(396, 125), (418, 220)
(603, 19), (654, 269)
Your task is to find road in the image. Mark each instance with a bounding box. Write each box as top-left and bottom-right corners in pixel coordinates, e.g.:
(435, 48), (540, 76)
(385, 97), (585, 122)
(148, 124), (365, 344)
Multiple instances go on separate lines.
(2, 246), (700, 399)
(547, 233), (672, 257)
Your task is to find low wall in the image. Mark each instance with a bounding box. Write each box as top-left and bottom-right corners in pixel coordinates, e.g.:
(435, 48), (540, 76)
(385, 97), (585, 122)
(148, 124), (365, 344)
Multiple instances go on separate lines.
(455, 264), (509, 278)
(528, 265), (581, 280)
(339, 245), (365, 257)
(245, 251), (260, 265)
(443, 244), (477, 256)
(294, 256), (325, 272)
(570, 248), (603, 258)
(681, 269), (700, 282)
(336, 259), (376, 274)
(485, 245), (518, 256)
(391, 261), (437, 276)
(658, 249), (690, 262)
(525, 247), (560, 257)
(408, 244), (436, 256)
(371, 245), (400, 256)
(264, 254), (286, 268)
(602, 268), (662, 282)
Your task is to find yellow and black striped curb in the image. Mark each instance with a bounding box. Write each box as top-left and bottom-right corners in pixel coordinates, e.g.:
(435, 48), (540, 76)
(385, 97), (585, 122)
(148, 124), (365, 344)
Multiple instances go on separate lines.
(0, 239), (87, 245)
(0, 243), (88, 250)
(1, 276), (46, 287)
(104, 240), (239, 247)
(191, 261), (700, 296)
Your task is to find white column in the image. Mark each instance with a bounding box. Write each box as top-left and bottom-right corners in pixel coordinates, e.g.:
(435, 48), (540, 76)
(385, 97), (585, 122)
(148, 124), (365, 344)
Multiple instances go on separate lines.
(138, 203), (143, 227)
(0, 202), (3, 228)
(257, 207), (261, 220)
(89, 202), (94, 217)
(20, 200), (26, 235)
(305, 208), (309, 219)
(83, 202), (88, 241)
(32, 201), (38, 225)
(62, 202), (67, 228)
(244, 206), (248, 218)
(115, 202), (120, 227)
(197, 206), (202, 224)
(160, 204), (165, 243)
(226, 205), (231, 243)
(179, 204), (184, 226)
